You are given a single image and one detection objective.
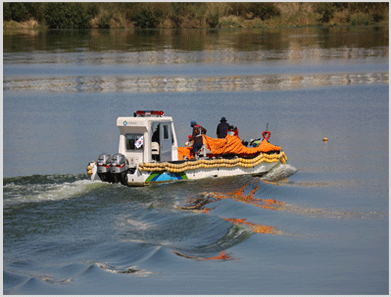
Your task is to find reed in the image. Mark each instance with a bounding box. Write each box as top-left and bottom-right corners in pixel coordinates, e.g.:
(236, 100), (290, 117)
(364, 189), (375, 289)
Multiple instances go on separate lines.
(3, 2), (389, 30)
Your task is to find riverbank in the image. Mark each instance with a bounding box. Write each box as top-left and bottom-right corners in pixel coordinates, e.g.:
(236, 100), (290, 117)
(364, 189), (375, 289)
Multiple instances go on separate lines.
(3, 2), (389, 30)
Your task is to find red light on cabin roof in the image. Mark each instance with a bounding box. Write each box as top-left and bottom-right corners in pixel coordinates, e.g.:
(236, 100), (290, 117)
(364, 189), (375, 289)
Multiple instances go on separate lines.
(151, 110), (164, 116)
(136, 110), (164, 116)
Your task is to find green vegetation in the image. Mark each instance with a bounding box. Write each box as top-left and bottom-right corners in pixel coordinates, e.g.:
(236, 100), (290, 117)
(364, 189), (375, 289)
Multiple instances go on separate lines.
(43, 3), (98, 29)
(3, 2), (389, 30)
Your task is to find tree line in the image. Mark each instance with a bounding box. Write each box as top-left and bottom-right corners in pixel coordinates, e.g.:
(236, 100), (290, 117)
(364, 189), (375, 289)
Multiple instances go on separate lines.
(3, 2), (389, 29)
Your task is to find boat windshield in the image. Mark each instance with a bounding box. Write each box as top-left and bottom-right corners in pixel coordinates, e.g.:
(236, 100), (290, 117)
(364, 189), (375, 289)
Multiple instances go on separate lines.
(125, 134), (144, 151)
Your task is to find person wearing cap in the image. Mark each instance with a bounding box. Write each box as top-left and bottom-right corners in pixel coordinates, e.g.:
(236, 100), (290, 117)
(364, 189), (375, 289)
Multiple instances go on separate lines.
(190, 120), (207, 155)
(216, 117), (230, 138)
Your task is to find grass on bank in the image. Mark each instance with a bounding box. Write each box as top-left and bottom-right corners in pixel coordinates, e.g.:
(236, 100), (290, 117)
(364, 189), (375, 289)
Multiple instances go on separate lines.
(3, 2), (389, 30)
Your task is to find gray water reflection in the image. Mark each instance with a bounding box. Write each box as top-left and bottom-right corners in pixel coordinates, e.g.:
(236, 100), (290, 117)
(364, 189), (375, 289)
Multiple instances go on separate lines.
(3, 27), (389, 65)
(4, 27), (388, 94)
(4, 72), (388, 93)
(4, 46), (388, 65)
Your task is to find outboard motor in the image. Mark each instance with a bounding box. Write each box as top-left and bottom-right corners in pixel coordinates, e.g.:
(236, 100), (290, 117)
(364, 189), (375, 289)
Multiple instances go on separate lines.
(110, 153), (129, 185)
(97, 153), (114, 182)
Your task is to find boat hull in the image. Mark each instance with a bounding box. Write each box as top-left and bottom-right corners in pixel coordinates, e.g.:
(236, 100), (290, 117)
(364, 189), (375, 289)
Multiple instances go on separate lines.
(88, 151), (287, 187)
(125, 160), (279, 186)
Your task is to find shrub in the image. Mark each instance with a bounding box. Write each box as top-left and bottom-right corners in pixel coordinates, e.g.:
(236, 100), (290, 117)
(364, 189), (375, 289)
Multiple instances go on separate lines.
(168, 3), (207, 28)
(315, 3), (336, 23)
(3, 3), (12, 21)
(372, 11), (385, 23)
(4, 2), (31, 22)
(229, 3), (280, 20)
(86, 3), (99, 20)
(31, 3), (47, 22)
(331, 10), (350, 26)
(98, 12), (112, 29)
(130, 3), (169, 28)
(93, 3), (124, 29)
(350, 13), (374, 26)
(219, 15), (241, 28)
(44, 3), (92, 29)
(169, 3), (184, 27)
(369, 4), (388, 23)
(207, 7), (220, 28)
(250, 3), (280, 20)
(348, 2), (385, 13)
(132, 8), (159, 28)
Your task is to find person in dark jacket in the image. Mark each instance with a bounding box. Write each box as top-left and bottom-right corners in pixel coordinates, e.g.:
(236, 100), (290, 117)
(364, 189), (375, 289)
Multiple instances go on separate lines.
(216, 117), (230, 138)
(191, 120), (207, 155)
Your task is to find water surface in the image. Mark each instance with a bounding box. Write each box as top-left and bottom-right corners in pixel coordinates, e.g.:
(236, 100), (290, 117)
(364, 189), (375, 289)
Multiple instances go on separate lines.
(3, 27), (389, 295)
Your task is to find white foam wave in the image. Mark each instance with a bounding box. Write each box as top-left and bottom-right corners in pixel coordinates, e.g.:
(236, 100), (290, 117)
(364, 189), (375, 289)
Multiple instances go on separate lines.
(95, 263), (153, 276)
(115, 216), (155, 231)
(261, 163), (298, 181)
(3, 179), (105, 207)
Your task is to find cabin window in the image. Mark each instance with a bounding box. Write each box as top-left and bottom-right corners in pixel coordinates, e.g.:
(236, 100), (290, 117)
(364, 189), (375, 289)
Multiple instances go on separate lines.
(163, 124), (169, 139)
(125, 134), (144, 151)
(151, 123), (160, 143)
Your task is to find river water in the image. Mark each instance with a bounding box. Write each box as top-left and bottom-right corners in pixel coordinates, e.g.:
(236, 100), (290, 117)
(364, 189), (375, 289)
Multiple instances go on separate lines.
(3, 27), (389, 294)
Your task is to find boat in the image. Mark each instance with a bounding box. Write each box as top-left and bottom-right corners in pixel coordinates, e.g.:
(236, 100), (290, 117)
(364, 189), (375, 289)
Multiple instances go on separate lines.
(86, 110), (288, 186)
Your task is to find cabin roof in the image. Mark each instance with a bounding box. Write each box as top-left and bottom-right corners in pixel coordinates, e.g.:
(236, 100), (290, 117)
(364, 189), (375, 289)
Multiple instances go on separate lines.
(116, 116), (173, 127)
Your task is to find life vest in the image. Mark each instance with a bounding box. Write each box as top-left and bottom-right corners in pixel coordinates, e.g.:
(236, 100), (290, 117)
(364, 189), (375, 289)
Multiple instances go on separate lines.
(194, 125), (202, 137)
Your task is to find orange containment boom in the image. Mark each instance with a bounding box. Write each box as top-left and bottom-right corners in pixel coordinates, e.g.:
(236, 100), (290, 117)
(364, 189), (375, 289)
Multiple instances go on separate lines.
(178, 146), (193, 160)
(202, 134), (281, 156)
(177, 135), (282, 160)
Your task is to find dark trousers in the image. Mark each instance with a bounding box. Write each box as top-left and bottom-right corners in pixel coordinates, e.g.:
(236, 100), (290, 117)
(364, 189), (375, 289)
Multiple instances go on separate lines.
(193, 142), (203, 155)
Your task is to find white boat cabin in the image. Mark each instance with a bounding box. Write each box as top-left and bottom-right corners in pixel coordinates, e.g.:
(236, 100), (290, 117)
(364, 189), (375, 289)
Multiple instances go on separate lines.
(116, 110), (179, 168)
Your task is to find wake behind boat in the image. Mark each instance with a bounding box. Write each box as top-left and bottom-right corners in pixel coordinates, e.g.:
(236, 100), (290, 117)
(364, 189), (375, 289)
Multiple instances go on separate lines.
(86, 110), (289, 186)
